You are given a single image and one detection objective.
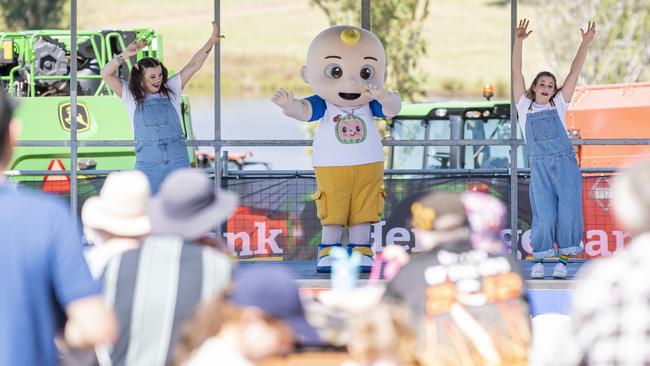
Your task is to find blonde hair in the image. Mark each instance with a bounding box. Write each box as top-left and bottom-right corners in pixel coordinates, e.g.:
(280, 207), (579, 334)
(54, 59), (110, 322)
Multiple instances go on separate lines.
(172, 295), (242, 366)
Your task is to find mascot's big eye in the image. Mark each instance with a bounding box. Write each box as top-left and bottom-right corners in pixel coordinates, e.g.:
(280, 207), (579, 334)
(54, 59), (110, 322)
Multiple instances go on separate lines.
(342, 126), (348, 133)
(356, 126), (361, 132)
(325, 64), (343, 79)
(360, 64), (375, 80)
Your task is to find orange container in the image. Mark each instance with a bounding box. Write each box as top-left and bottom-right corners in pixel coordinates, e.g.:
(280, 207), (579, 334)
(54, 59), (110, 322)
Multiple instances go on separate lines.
(566, 82), (650, 258)
(567, 82), (650, 169)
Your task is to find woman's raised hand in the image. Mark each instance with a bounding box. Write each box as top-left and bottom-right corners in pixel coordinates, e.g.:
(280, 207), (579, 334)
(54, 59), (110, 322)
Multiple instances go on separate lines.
(580, 21), (596, 45)
(122, 39), (147, 58)
(209, 21), (225, 44)
(515, 19), (532, 41)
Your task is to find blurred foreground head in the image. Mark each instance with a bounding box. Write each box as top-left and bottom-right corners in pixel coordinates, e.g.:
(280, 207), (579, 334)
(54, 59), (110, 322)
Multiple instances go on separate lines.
(174, 266), (320, 365)
(230, 266), (321, 347)
(0, 89), (18, 168)
(613, 159), (650, 234)
(461, 191), (508, 254)
(410, 191), (470, 251)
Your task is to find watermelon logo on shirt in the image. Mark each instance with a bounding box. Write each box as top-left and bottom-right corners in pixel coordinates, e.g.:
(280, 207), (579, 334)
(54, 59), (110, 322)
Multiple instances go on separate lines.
(333, 114), (367, 144)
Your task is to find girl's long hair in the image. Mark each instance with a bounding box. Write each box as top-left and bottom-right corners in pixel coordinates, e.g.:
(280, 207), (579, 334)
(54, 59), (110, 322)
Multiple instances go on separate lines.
(128, 57), (174, 107)
(525, 71), (559, 101)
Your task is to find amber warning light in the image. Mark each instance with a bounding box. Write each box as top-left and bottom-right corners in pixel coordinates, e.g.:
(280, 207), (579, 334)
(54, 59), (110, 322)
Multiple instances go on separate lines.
(483, 83), (494, 101)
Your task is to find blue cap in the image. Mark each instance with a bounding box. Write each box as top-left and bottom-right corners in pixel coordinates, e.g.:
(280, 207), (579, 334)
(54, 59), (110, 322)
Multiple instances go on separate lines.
(229, 265), (321, 346)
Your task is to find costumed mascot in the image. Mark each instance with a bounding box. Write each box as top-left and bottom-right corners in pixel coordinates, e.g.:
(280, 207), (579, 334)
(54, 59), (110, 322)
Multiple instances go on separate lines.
(272, 26), (401, 272)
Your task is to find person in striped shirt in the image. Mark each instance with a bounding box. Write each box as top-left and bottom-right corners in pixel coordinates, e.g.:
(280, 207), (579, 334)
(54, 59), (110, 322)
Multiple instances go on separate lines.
(98, 168), (238, 365)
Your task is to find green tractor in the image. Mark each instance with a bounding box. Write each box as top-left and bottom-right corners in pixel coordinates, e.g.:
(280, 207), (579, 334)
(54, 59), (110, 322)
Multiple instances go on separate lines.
(0, 29), (196, 192)
(388, 94), (526, 171)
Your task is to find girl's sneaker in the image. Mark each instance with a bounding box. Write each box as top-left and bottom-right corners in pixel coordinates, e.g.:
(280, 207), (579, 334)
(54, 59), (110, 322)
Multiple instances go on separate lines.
(552, 262), (568, 279)
(530, 262), (545, 279)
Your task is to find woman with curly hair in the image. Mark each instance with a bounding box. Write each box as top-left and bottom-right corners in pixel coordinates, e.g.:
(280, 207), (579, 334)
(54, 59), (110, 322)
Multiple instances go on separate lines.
(101, 22), (223, 192)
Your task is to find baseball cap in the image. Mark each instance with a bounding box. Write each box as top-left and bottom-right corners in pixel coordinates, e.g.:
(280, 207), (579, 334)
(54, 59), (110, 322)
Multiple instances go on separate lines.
(410, 191), (468, 231)
(229, 266), (322, 346)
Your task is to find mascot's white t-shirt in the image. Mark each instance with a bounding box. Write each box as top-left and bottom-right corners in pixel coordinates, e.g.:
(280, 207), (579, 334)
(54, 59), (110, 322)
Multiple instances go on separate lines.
(307, 95), (385, 167)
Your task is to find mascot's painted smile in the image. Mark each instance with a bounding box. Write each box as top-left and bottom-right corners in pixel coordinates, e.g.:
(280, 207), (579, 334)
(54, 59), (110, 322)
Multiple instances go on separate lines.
(339, 92), (361, 100)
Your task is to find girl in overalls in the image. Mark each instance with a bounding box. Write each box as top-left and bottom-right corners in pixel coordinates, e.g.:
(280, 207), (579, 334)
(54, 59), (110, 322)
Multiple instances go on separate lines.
(512, 19), (596, 278)
(101, 22), (224, 193)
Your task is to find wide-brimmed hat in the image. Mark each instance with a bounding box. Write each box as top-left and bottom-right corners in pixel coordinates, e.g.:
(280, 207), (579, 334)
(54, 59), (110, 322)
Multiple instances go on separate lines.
(149, 168), (238, 239)
(229, 265), (322, 346)
(81, 170), (151, 236)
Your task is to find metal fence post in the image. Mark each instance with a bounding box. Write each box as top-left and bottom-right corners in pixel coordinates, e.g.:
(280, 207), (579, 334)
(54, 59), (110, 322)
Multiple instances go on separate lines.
(214, 0), (223, 237)
(509, 0), (519, 258)
(361, 0), (371, 30)
(70, 0), (79, 220)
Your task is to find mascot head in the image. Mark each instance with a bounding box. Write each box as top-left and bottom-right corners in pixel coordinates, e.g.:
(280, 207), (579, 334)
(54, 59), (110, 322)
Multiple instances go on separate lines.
(301, 26), (387, 108)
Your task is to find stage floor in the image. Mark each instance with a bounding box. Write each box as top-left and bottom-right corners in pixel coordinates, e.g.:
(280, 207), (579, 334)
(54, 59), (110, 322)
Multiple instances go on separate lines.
(239, 260), (586, 290)
(240, 260), (578, 326)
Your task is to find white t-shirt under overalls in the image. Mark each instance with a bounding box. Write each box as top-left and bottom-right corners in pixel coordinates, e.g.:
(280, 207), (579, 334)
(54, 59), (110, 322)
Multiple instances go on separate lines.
(121, 73), (183, 131)
(516, 93), (570, 142)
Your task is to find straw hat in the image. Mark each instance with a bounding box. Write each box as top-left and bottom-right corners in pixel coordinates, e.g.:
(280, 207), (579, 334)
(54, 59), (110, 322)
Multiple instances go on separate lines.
(81, 170), (151, 236)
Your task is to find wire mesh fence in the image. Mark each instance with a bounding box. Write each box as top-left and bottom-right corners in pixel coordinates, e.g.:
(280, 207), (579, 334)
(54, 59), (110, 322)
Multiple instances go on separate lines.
(8, 171), (625, 261)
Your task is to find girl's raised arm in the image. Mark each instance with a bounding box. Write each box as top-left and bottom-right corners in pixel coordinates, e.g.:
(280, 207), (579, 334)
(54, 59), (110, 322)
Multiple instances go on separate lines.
(562, 22), (596, 103)
(179, 22), (224, 90)
(512, 19), (532, 103)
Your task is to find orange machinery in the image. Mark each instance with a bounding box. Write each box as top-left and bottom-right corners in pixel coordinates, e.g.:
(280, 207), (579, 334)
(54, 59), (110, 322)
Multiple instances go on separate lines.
(567, 82), (650, 169)
(566, 82), (650, 258)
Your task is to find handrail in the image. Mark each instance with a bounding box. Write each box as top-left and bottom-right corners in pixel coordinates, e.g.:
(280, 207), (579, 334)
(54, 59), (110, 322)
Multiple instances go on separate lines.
(3, 167), (623, 177)
(14, 138), (650, 147)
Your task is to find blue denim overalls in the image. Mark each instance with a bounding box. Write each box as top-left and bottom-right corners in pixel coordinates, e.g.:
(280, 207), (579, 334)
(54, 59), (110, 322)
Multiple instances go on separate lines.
(134, 97), (190, 193)
(525, 100), (583, 258)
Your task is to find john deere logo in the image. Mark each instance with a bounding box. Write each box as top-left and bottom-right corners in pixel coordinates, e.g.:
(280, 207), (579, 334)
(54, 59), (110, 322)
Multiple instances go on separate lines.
(58, 103), (90, 132)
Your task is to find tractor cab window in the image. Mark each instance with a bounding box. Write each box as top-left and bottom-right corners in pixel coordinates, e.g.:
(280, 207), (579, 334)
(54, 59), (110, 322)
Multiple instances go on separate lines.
(463, 116), (529, 169)
(390, 117), (453, 170)
(391, 119), (426, 169)
(391, 118), (453, 170)
(464, 118), (511, 169)
(389, 108), (528, 170)
(425, 119), (452, 169)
